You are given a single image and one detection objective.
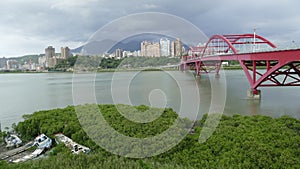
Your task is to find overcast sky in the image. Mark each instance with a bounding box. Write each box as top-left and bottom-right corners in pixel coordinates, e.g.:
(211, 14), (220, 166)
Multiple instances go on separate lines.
(1, 0), (300, 57)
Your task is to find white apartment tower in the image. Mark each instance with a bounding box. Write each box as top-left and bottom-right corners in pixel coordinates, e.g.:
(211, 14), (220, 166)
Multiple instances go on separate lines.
(160, 38), (170, 57)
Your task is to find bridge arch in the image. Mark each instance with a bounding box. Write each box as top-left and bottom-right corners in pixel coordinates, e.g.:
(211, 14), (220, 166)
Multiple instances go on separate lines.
(201, 34), (277, 58)
(201, 34), (238, 57)
(225, 34), (277, 48)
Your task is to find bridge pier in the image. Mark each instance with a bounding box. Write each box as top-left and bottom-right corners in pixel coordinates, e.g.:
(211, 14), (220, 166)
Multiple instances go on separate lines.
(195, 75), (201, 79)
(194, 71), (200, 77)
(247, 89), (261, 99)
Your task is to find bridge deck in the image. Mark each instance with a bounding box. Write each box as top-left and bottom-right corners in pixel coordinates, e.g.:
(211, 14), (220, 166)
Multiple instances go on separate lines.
(183, 49), (300, 63)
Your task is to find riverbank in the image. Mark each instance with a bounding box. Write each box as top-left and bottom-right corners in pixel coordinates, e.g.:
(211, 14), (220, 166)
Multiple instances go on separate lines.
(0, 70), (72, 74)
(1, 104), (299, 168)
(97, 67), (178, 72)
(0, 67), (254, 74)
(0, 68), (178, 74)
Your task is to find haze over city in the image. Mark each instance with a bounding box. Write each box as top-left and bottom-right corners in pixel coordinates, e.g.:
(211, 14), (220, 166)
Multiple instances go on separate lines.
(1, 0), (300, 57)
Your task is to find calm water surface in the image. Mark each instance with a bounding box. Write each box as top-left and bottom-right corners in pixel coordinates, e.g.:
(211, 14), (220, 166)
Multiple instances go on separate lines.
(0, 71), (300, 130)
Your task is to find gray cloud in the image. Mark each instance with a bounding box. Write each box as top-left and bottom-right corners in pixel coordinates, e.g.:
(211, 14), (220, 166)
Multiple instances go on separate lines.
(0, 0), (299, 57)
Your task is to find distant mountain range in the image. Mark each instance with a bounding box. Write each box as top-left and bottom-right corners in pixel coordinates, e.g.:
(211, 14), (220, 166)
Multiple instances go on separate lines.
(71, 33), (189, 55)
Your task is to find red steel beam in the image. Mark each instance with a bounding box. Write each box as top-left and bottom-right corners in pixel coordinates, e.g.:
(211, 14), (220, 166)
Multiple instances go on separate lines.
(183, 49), (300, 63)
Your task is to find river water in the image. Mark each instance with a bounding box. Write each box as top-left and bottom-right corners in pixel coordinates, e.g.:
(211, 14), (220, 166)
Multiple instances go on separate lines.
(1, 70), (300, 130)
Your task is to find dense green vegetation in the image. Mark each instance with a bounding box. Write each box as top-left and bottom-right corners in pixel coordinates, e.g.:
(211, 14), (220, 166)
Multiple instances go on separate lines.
(118, 56), (180, 68)
(99, 57), (124, 69)
(1, 104), (300, 168)
(0, 131), (6, 144)
(0, 70), (24, 73)
(54, 56), (181, 71)
(54, 56), (78, 71)
(54, 56), (123, 70)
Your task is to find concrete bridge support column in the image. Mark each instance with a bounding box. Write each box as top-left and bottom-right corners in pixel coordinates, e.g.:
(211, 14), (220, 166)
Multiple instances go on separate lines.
(179, 64), (187, 71)
(247, 89), (261, 99)
(215, 61), (221, 78)
(179, 64), (184, 71)
(183, 64), (189, 71)
(195, 61), (201, 77)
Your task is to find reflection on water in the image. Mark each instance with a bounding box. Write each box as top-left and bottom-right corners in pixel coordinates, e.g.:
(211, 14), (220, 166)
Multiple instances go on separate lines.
(0, 70), (300, 130)
(247, 99), (261, 116)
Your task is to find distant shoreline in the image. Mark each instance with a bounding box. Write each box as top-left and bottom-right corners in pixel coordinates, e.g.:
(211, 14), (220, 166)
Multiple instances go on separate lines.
(0, 68), (179, 74)
(0, 66), (267, 74)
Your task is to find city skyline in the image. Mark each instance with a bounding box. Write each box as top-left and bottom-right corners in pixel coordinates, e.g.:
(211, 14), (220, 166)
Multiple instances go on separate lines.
(116, 36), (184, 58)
(1, 0), (300, 57)
(0, 45), (72, 71)
(0, 34), (183, 70)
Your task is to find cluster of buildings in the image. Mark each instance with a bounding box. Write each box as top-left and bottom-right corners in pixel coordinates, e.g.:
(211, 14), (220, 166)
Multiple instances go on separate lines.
(141, 38), (183, 57)
(0, 46), (71, 71)
(1, 58), (38, 71)
(112, 37), (185, 59)
(38, 46), (70, 68)
(113, 49), (141, 58)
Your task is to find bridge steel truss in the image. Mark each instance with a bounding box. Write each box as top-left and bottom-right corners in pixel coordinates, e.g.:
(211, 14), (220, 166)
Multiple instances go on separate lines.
(181, 34), (300, 98)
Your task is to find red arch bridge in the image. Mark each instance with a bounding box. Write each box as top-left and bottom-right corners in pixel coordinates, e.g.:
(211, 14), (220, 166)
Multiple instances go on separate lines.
(179, 33), (300, 99)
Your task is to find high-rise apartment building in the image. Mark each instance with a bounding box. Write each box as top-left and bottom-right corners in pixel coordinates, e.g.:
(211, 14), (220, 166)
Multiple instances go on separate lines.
(141, 41), (160, 57)
(171, 41), (175, 57)
(115, 48), (123, 58)
(61, 47), (70, 59)
(171, 38), (183, 57)
(45, 46), (56, 68)
(175, 38), (183, 56)
(45, 46), (55, 59)
(160, 38), (170, 57)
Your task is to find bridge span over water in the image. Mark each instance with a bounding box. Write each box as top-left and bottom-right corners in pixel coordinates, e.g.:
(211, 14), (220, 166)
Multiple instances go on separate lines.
(180, 33), (300, 99)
